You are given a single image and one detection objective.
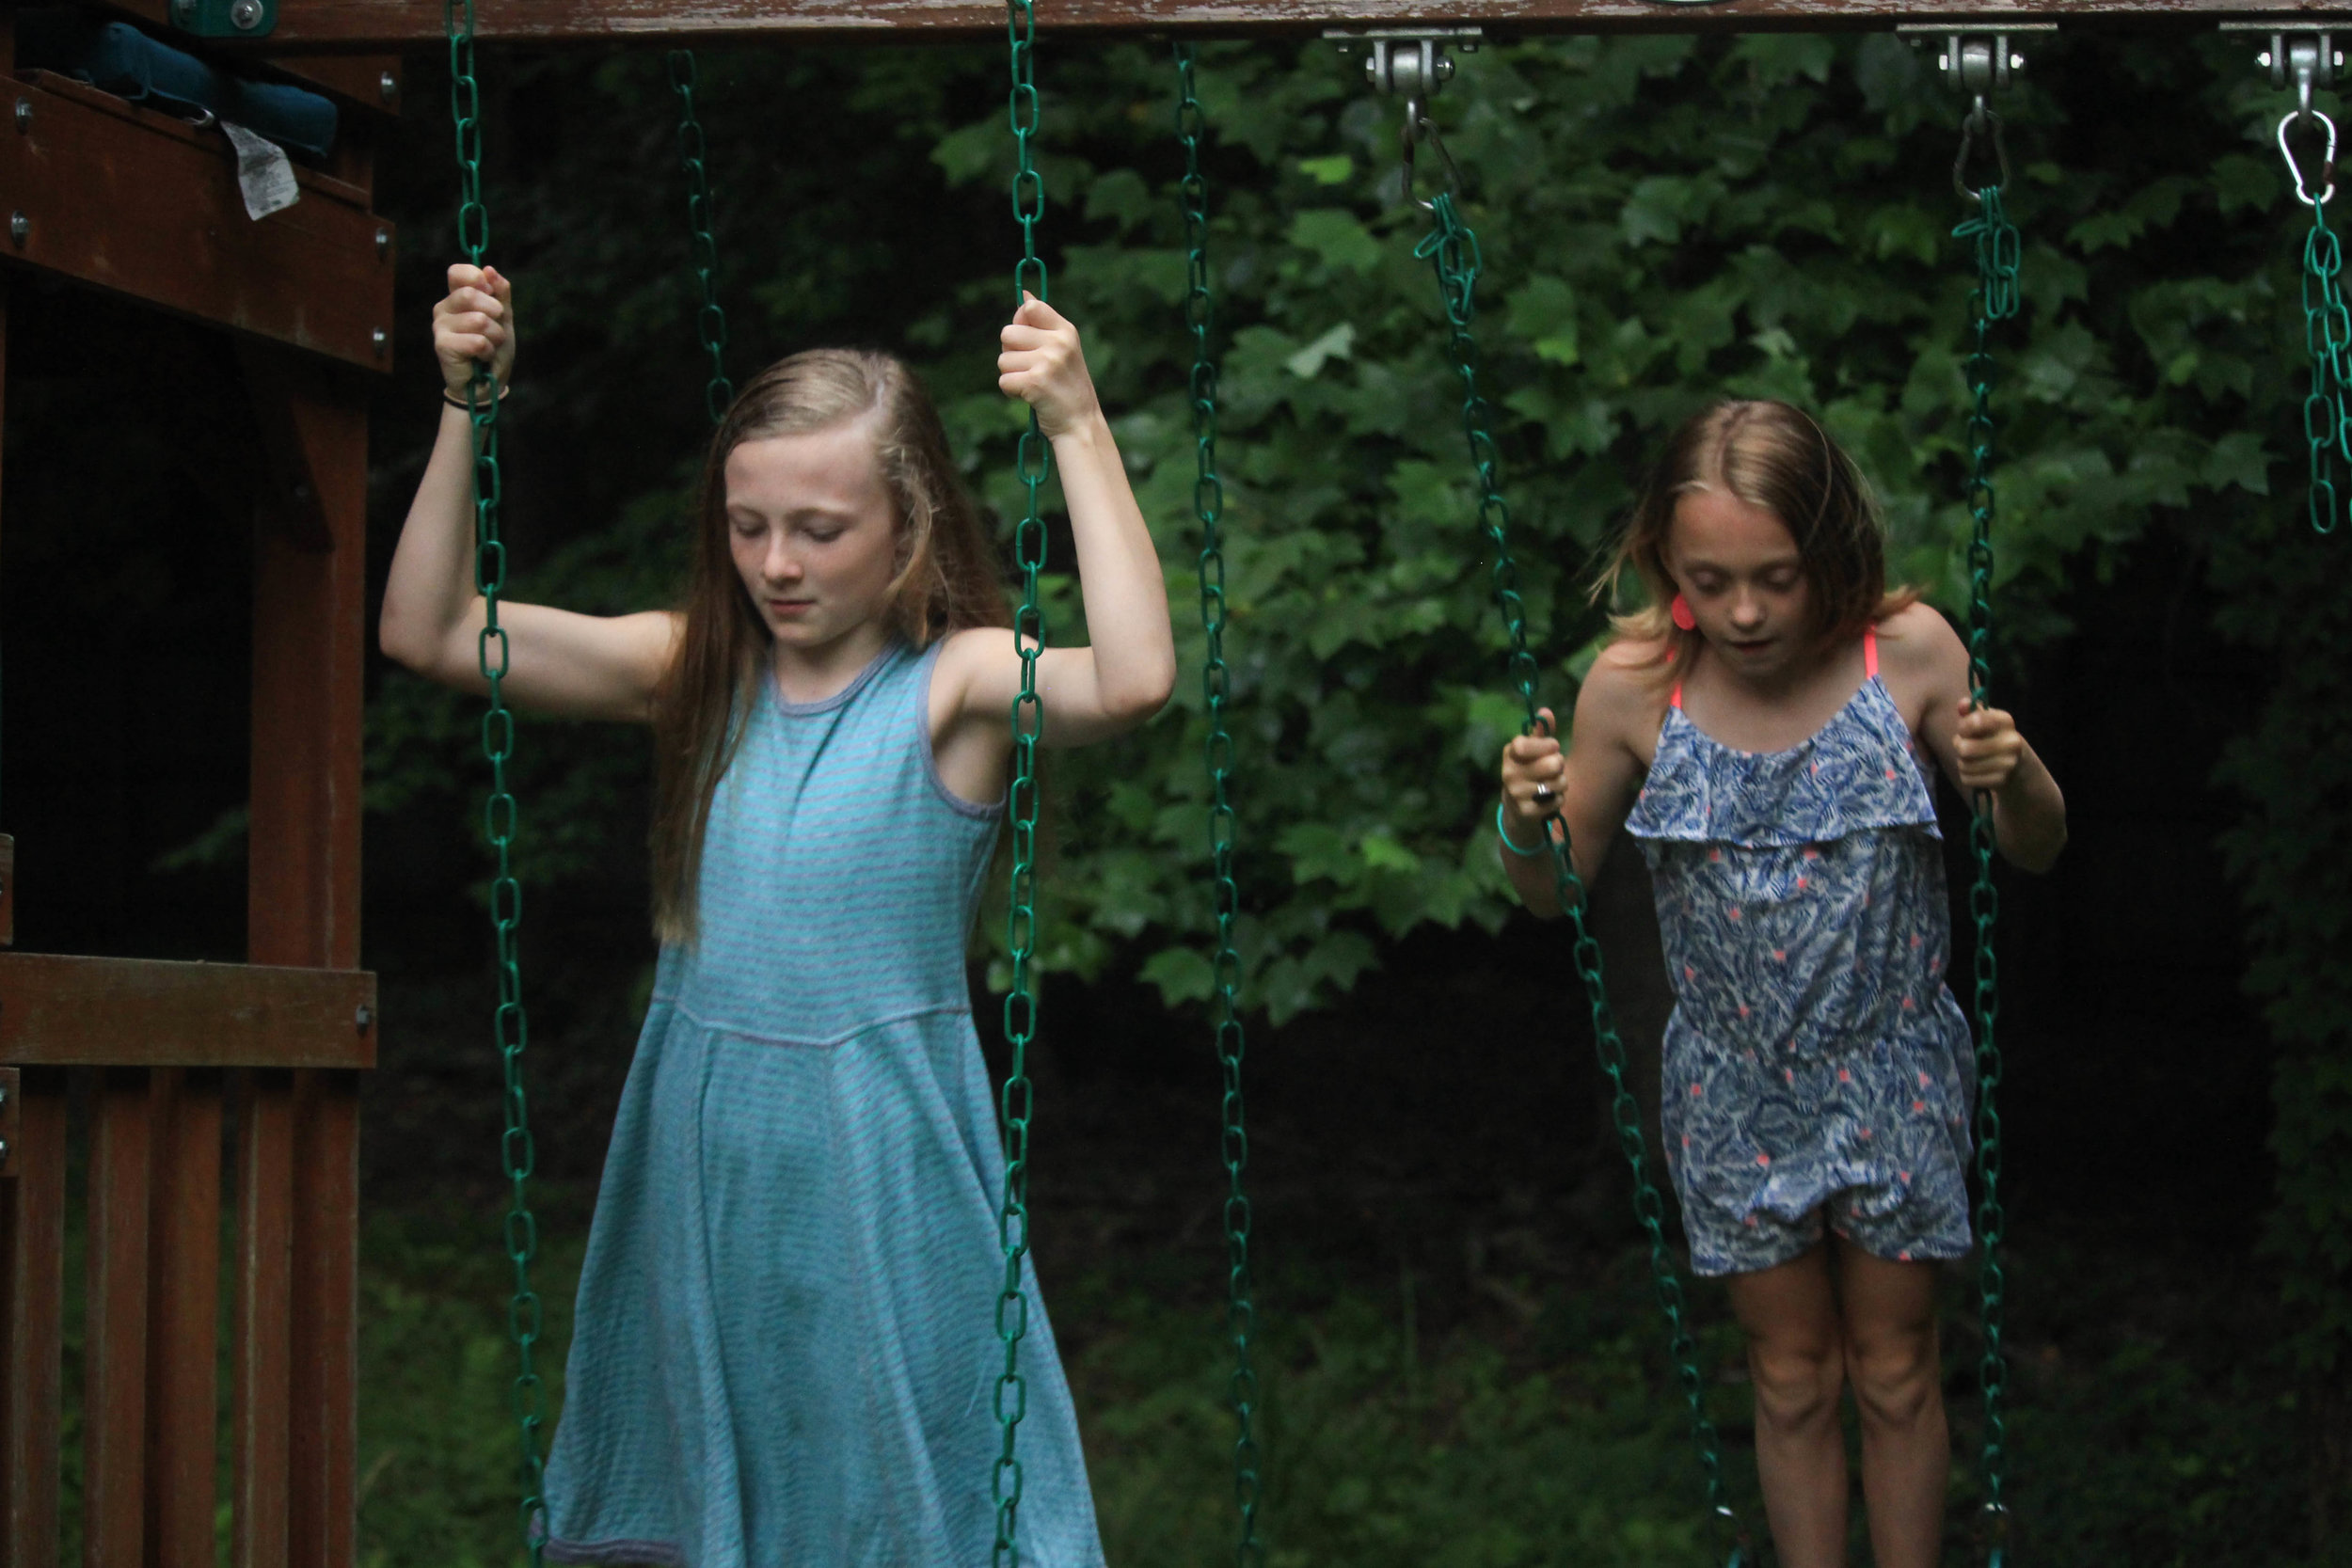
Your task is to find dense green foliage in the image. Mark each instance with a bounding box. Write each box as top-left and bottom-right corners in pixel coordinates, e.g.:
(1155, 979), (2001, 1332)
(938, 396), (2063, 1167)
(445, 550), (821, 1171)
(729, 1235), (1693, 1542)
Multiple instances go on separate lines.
(352, 1205), (2312, 1565)
(362, 28), (2352, 1535)
(380, 32), (2309, 1019)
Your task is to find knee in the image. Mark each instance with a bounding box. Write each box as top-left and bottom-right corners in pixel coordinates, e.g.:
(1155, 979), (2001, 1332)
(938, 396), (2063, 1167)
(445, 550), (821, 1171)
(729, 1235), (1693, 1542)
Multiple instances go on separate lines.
(1747, 1334), (1843, 1429)
(1844, 1323), (1940, 1428)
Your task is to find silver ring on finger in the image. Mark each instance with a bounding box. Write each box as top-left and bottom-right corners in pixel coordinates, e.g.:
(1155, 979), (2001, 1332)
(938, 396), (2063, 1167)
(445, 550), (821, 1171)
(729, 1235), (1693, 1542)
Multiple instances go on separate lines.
(1533, 784), (1556, 805)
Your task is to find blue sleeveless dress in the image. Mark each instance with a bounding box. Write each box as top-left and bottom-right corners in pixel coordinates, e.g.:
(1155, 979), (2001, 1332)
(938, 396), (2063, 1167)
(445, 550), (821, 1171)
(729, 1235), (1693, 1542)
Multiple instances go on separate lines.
(1622, 632), (1976, 1277)
(541, 640), (1104, 1568)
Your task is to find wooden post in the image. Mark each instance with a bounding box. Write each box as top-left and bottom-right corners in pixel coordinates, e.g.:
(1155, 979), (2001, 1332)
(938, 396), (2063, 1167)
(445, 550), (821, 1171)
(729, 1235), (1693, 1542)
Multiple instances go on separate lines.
(0, 165), (56, 1568)
(242, 342), (367, 1568)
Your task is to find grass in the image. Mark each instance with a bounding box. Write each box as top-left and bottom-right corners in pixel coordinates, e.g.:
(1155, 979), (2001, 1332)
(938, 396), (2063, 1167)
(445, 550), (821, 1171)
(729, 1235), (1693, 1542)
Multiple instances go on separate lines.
(351, 1194), (2328, 1566)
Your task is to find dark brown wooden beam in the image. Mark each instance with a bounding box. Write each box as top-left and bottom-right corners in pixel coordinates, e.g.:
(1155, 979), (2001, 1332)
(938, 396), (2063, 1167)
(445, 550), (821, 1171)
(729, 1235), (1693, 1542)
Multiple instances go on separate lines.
(151, 0), (2347, 50)
(0, 954), (376, 1069)
(0, 72), (394, 371)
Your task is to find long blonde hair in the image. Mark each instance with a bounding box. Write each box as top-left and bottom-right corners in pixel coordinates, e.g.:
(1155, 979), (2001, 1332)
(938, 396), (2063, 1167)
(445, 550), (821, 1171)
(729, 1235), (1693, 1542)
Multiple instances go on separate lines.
(647, 349), (1010, 943)
(1597, 399), (1916, 667)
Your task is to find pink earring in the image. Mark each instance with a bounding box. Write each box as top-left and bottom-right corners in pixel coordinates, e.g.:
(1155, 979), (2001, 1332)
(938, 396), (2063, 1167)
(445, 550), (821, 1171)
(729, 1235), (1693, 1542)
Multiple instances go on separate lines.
(1671, 594), (1697, 632)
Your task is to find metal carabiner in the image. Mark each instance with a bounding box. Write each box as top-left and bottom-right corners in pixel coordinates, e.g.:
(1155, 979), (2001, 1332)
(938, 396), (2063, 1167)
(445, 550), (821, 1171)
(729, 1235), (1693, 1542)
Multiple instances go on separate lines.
(1953, 97), (2011, 205)
(2280, 106), (2340, 206)
(1401, 100), (1463, 212)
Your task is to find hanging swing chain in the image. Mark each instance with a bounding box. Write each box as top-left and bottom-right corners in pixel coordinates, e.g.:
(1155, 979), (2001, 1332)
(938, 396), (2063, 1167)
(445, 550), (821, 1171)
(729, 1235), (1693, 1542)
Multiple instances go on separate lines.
(668, 50), (735, 426)
(2280, 106), (2350, 535)
(992, 0), (1050, 1561)
(1175, 45), (1264, 1568)
(443, 0), (549, 1560)
(1951, 178), (2018, 1556)
(1413, 192), (1749, 1566)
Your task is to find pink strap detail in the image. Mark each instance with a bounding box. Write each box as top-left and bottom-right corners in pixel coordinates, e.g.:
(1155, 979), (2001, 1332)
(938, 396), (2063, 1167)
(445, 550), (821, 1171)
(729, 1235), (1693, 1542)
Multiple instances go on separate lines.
(1670, 681), (1683, 709)
(1863, 624), (1879, 680)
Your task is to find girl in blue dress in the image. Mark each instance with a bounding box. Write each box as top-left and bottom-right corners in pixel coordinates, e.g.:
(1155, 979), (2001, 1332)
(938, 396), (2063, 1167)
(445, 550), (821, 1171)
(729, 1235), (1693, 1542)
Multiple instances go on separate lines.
(1496, 400), (2067, 1568)
(382, 263), (1172, 1566)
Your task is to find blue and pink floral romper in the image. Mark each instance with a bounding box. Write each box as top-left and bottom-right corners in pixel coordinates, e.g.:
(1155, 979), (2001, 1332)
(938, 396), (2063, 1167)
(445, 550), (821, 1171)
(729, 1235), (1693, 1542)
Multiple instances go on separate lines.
(1623, 626), (1976, 1277)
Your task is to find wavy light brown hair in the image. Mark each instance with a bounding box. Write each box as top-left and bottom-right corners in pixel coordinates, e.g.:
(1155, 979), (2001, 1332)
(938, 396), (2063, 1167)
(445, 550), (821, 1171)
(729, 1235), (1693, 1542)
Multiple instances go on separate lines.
(1597, 399), (1916, 669)
(648, 349), (1010, 943)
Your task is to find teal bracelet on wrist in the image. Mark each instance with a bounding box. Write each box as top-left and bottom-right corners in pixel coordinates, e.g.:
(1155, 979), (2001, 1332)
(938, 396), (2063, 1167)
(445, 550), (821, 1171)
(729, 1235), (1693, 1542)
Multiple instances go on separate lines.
(1496, 800), (1549, 857)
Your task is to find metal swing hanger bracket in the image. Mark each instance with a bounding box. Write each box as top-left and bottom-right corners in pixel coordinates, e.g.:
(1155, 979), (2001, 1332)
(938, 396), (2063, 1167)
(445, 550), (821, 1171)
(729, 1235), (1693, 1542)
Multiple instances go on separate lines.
(1328, 28), (1481, 209)
(1898, 24), (2053, 205)
(2224, 26), (2344, 205)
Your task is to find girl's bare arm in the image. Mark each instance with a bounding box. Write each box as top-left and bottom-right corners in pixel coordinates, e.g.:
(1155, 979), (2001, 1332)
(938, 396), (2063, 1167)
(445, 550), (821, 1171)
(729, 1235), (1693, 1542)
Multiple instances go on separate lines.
(933, 297), (1176, 753)
(1497, 648), (1656, 916)
(378, 264), (678, 722)
(1886, 604), (2067, 872)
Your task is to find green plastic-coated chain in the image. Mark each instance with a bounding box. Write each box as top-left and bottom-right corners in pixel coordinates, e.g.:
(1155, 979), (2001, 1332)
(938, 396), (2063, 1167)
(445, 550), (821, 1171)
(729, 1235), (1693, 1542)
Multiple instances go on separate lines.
(1415, 191), (1749, 1568)
(991, 0), (1049, 1560)
(443, 0), (548, 1559)
(668, 51), (735, 426)
(1174, 45), (1263, 1568)
(1952, 180), (2017, 1565)
(2300, 190), (2349, 534)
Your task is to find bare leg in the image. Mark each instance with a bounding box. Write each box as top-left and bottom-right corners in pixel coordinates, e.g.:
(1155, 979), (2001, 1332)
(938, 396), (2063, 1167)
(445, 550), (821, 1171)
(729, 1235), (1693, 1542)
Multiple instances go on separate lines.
(1724, 1242), (1848, 1568)
(1836, 1240), (1948, 1568)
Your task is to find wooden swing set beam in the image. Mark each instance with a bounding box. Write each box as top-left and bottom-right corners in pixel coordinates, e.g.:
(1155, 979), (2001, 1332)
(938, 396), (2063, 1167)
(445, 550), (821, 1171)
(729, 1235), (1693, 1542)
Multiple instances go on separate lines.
(114, 0), (2350, 52)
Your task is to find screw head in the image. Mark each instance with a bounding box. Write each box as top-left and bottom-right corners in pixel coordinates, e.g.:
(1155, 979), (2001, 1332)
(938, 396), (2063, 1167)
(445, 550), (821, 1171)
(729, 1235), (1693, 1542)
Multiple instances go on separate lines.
(229, 0), (263, 29)
(2010, 53), (2024, 71)
(372, 327), (388, 356)
(171, 0), (198, 20)
(8, 213), (27, 247)
(379, 70), (399, 103)
(12, 99), (28, 134)
(375, 226), (390, 259)
(2262, 50), (2276, 68)
(1436, 56), (1454, 84)
(355, 1004), (373, 1031)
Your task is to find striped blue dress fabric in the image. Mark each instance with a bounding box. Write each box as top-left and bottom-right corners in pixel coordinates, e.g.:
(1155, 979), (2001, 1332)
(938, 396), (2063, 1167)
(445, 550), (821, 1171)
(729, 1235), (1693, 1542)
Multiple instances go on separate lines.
(1623, 649), (1976, 1278)
(540, 640), (1105, 1568)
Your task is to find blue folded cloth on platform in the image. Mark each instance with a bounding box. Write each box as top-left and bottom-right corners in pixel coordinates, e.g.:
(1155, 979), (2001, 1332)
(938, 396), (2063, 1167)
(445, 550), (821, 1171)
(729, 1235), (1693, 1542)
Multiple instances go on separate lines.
(20, 11), (335, 159)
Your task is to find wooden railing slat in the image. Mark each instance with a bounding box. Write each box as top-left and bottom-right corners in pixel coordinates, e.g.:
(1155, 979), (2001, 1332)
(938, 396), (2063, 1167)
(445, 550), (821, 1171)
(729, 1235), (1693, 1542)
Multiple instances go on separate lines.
(2, 1069), (67, 1568)
(146, 1069), (223, 1568)
(84, 1070), (152, 1567)
(287, 1072), (358, 1568)
(231, 1072), (294, 1568)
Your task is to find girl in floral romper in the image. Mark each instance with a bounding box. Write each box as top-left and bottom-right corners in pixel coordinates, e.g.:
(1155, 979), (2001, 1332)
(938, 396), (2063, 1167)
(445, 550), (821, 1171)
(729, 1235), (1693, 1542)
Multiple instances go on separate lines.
(1496, 401), (2067, 1568)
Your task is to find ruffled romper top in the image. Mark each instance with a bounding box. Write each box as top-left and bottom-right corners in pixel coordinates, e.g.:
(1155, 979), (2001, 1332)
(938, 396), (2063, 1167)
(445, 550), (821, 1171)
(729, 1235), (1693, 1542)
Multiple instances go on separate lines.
(1621, 626), (1977, 1277)
(540, 640), (1104, 1568)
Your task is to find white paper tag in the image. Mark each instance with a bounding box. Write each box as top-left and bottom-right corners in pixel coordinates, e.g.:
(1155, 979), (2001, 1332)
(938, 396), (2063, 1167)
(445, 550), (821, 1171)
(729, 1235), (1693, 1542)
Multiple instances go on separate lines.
(220, 121), (300, 221)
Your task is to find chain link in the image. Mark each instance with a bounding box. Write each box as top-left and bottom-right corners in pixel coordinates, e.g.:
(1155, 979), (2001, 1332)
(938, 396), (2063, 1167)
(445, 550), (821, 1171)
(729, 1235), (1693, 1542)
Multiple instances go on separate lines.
(1415, 191), (1750, 1568)
(992, 1), (1049, 1560)
(668, 50), (735, 426)
(1952, 180), (2018, 1564)
(1174, 45), (1264, 1568)
(443, 0), (548, 1559)
(2301, 189), (2349, 534)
